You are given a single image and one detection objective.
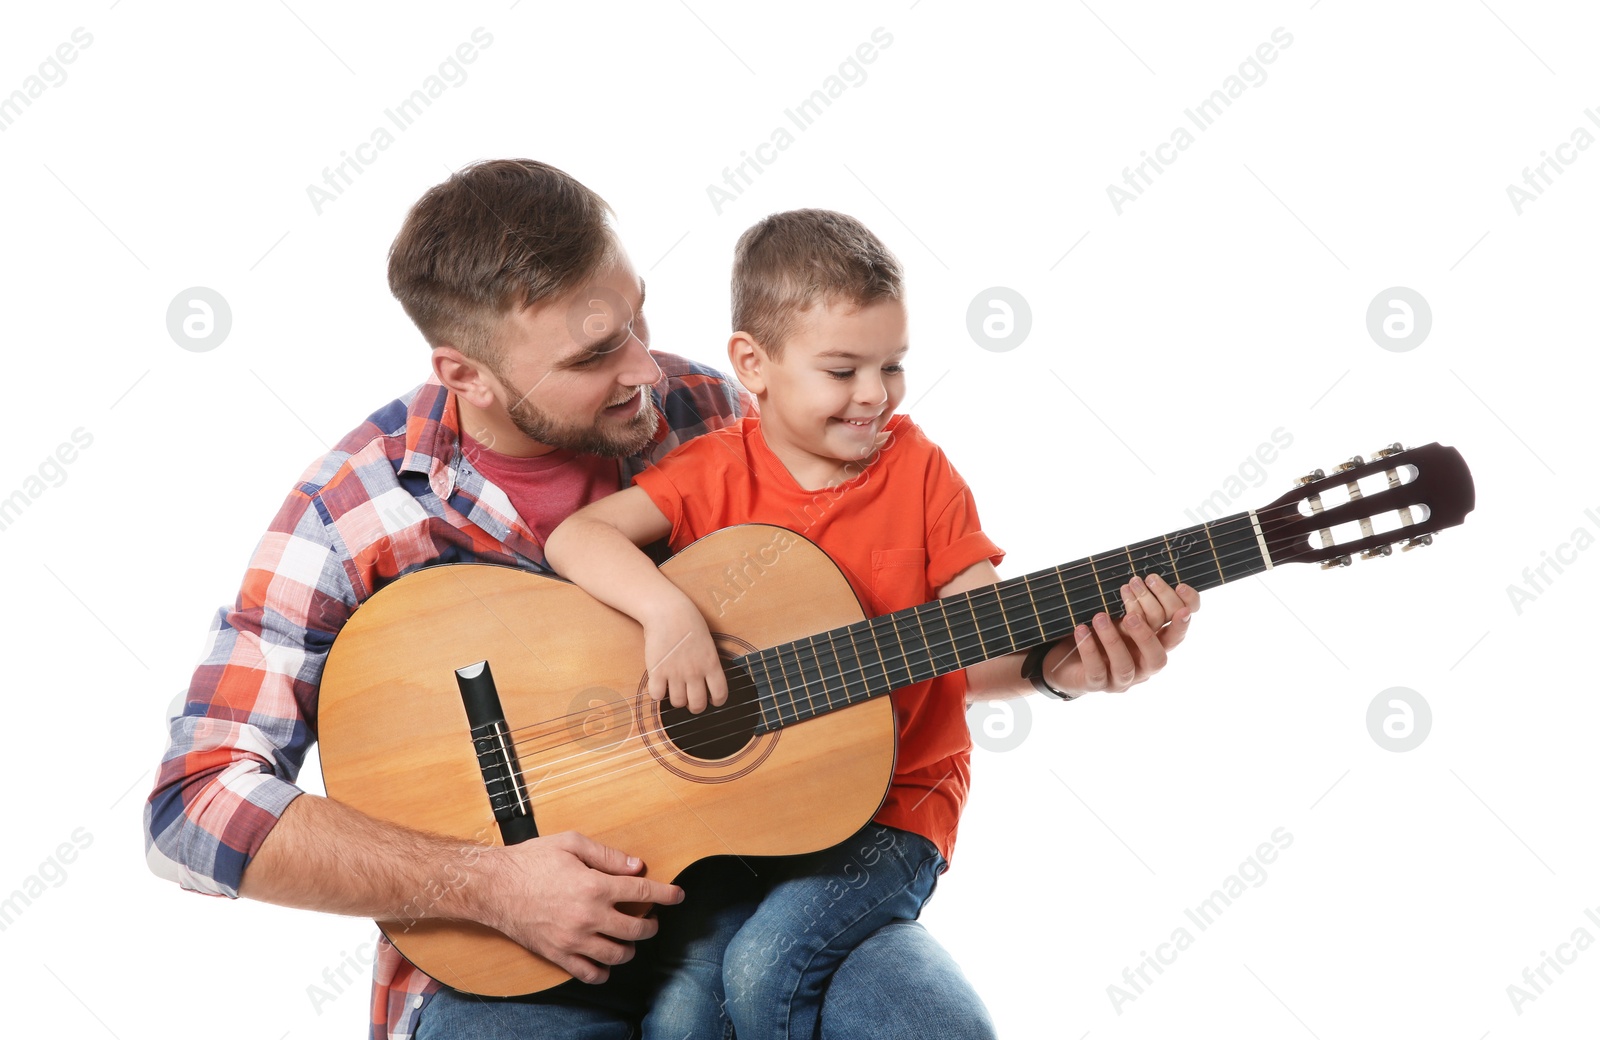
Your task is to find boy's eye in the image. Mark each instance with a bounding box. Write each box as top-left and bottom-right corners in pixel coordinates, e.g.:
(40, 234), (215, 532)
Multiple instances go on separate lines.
(827, 369), (854, 380)
(883, 363), (905, 375)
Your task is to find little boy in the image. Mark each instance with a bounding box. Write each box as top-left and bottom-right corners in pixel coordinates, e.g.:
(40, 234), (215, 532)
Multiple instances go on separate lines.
(545, 209), (1185, 1038)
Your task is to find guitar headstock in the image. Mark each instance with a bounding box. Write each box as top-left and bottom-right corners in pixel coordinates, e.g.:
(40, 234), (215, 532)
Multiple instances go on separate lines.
(1258, 442), (1474, 568)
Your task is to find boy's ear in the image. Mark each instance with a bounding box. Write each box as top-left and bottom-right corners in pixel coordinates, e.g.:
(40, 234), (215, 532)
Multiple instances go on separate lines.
(432, 345), (501, 411)
(727, 332), (768, 395)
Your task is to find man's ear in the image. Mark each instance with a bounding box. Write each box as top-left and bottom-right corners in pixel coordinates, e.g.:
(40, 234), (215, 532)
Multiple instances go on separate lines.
(727, 331), (768, 396)
(432, 345), (500, 410)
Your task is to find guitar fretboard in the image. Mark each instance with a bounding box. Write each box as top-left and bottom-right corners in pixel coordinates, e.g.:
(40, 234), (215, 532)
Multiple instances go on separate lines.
(737, 511), (1270, 731)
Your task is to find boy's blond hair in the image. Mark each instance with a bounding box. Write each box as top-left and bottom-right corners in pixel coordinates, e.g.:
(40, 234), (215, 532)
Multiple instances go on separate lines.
(731, 209), (903, 358)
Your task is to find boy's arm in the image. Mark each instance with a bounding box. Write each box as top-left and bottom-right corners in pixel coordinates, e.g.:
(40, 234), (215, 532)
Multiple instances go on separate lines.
(544, 488), (728, 710)
(938, 561), (1199, 702)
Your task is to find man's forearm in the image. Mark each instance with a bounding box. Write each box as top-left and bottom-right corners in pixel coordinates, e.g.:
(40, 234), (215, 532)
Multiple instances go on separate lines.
(237, 792), (687, 984)
(238, 792), (494, 927)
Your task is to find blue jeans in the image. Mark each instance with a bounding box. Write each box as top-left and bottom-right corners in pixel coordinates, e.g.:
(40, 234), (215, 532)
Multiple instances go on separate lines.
(819, 920), (997, 1040)
(722, 823), (945, 1040)
(417, 856), (759, 1040)
(416, 834), (995, 1039)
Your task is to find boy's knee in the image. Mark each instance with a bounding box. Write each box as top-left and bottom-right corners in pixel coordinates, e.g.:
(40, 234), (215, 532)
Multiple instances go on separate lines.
(947, 1017), (999, 1040)
(721, 925), (783, 1006)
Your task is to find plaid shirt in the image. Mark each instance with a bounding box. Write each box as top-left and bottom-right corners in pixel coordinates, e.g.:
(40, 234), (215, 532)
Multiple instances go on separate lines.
(144, 353), (750, 1039)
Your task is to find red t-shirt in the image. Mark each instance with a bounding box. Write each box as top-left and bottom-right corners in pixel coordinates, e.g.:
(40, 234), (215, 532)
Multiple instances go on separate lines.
(631, 414), (1003, 864)
(462, 434), (621, 550)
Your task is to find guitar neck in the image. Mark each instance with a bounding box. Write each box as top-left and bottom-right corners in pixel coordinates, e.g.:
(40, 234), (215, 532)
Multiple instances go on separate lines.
(739, 510), (1272, 731)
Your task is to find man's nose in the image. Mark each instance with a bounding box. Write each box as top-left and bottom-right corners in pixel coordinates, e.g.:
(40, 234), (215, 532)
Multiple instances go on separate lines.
(618, 327), (661, 387)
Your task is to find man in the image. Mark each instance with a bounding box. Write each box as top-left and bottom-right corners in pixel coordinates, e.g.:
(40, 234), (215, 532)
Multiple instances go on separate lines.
(144, 158), (1189, 1038)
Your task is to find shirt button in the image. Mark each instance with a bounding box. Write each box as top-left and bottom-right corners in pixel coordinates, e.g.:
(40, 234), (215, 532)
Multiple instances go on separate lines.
(413, 996), (424, 1009)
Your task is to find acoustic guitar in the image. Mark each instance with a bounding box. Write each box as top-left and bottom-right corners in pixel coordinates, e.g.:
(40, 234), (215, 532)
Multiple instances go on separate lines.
(317, 441), (1474, 995)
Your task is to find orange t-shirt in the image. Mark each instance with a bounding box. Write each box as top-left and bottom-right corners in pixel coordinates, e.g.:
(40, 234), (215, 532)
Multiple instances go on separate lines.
(631, 414), (1003, 864)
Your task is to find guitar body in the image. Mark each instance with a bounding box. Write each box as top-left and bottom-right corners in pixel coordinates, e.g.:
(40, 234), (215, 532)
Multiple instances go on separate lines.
(318, 524), (897, 996)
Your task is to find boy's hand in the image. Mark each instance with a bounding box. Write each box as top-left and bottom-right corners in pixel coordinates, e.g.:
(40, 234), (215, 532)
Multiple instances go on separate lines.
(1045, 573), (1199, 696)
(641, 600), (729, 714)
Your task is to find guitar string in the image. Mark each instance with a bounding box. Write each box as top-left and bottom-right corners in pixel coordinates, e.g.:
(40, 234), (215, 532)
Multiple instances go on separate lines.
(490, 460), (1422, 765)
(501, 507), (1310, 754)
(505, 544), (1216, 752)
(499, 507), (1342, 774)
(496, 476), (1427, 777)
(486, 499), (1430, 808)
(487, 517), (1324, 796)
(489, 521), (1260, 804)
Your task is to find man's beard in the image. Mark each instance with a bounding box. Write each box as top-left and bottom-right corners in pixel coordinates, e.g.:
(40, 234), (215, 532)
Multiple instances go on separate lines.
(502, 379), (660, 459)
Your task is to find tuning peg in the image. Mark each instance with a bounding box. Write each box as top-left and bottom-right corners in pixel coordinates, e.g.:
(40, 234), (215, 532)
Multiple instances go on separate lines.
(1321, 555), (1352, 569)
(1402, 534), (1433, 552)
(1296, 468), (1326, 486)
(1335, 455), (1365, 473)
(1373, 442), (1404, 459)
(1360, 544), (1393, 560)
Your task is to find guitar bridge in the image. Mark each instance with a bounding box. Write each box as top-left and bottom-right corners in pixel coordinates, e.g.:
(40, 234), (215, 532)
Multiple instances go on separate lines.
(455, 660), (538, 845)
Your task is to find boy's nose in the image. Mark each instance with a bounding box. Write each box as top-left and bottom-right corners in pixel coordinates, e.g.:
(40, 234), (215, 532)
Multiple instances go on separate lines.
(856, 374), (887, 405)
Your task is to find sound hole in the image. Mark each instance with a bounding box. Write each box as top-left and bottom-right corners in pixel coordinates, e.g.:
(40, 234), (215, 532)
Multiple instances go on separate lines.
(657, 660), (759, 762)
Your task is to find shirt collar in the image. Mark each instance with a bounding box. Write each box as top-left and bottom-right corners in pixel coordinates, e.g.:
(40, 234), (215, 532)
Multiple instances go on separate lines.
(398, 377), (465, 498)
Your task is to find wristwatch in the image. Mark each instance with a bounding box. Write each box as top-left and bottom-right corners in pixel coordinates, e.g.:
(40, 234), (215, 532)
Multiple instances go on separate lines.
(1021, 643), (1078, 700)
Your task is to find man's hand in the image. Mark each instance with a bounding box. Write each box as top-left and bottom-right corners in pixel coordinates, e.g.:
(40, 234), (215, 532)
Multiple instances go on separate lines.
(472, 831), (684, 984)
(1043, 573), (1199, 696)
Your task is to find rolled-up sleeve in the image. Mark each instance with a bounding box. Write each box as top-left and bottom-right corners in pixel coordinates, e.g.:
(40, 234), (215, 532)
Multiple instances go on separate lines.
(144, 488), (356, 897)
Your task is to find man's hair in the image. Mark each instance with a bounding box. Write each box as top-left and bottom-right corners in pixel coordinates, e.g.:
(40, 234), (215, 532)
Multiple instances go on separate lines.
(388, 159), (619, 365)
(731, 209), (903, 357)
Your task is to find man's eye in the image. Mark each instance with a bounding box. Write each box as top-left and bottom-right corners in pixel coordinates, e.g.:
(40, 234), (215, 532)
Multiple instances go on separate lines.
(593, 319), (644, 359)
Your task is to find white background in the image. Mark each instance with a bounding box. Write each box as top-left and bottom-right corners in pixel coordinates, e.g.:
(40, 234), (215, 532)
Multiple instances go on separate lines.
(1, 1), (1595, 1037)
